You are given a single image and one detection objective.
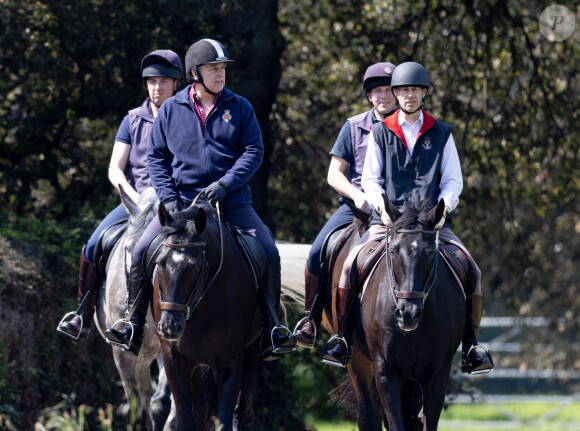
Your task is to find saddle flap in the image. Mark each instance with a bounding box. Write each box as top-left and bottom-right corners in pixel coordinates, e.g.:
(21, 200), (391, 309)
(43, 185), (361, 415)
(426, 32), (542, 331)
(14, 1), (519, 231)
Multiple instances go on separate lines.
(94, 218), (128, 276)
(233, 227), (267, 289)
(439, 242), (474, 297)
(351, 240), (386, 295)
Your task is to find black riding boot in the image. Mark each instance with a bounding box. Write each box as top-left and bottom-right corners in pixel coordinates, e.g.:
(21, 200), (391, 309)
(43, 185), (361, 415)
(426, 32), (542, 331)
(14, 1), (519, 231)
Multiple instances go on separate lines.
(260, 265), (297, 360)
(105, 255), (151, 356)
(461, 294), (493, 374)
(293, 264), (322, 348)
(321, 285), (353, 367)
(58, 246), (100, 340)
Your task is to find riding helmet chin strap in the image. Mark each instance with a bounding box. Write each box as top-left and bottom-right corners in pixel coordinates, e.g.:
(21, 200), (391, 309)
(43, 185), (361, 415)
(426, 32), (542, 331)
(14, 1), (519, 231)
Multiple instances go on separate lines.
(398, 94), (428, 115)
(194, 67), (220, 97)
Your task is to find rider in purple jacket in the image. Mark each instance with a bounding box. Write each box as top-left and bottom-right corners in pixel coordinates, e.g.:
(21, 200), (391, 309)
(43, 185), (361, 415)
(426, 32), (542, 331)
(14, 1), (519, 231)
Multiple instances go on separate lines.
(57, 50), (183, 341)
(105, 39), (296, 360)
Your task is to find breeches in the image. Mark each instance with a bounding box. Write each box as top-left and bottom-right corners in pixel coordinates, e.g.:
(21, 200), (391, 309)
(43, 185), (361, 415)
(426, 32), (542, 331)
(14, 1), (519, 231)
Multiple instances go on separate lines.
(85, 203), (129, 263)
(307, 203), (355, 276)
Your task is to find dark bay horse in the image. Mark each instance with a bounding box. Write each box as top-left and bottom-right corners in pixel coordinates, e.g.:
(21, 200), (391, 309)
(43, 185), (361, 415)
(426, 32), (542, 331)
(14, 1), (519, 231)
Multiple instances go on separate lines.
(328, 198), (465, 430)
(94, 187), (172, 430)
(153, 198), (261, 430)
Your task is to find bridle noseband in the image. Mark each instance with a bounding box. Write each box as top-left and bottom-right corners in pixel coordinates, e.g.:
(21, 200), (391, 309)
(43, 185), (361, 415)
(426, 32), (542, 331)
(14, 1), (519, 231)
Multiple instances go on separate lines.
(386, 227), (440, 308)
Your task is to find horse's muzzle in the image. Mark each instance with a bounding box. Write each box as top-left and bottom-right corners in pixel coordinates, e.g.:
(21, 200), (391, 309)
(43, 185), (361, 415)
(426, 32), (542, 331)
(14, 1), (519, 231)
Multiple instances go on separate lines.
(157, 311), (185, 341)
(395, 302), (422, 331)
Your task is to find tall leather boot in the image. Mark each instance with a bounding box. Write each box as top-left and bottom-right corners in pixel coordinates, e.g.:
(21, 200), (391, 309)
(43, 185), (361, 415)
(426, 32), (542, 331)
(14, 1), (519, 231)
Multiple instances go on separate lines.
(104, 255), (151, 356)
(293, 264), (322, 347)
(260, 265), (297, 360)
(58, 246), (100, 340)
(462, 294), (493, 374)
(321, 285), (353, 367)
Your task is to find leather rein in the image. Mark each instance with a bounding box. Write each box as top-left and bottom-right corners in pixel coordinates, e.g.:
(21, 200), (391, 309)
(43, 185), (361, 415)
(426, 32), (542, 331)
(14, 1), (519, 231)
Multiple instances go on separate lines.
(158, 198), (224, 320)
(386, 227), (440, 308)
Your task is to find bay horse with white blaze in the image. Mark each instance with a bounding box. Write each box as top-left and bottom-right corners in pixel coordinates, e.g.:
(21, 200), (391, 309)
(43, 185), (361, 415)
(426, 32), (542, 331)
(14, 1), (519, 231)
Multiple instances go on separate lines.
(153, 197), (261, 430)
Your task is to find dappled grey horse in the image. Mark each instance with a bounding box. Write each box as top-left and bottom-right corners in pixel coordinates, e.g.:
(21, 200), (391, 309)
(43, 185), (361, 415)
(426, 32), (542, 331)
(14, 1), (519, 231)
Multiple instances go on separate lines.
(94, 187), (172, 430)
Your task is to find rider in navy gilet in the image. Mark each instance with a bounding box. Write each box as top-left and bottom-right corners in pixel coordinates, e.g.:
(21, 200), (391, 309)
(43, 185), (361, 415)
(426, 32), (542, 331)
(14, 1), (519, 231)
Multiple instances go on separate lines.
(57, 50), (184, 341)
(369, 111), (453, 228)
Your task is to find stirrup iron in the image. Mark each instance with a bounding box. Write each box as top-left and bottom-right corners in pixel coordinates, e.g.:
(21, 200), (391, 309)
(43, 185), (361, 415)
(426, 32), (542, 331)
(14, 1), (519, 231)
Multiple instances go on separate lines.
(56, 312), (84, 340)
(270, 324), (296, 354)
(105, 318), (135, 349)
(321, 335), (350, 368)
(464, 344), (494, 375)
(293, 316), (318, 349)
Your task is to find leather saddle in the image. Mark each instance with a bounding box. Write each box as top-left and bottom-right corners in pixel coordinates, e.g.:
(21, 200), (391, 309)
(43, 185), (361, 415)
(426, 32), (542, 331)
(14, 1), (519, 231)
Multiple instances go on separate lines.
(93, 218), (128, 277)
(348, 236), (475, 298)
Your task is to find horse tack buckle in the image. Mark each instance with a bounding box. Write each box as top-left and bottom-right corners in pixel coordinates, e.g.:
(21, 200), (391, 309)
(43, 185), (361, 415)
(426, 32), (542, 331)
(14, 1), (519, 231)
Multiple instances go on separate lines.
(56, 312), (84, 340)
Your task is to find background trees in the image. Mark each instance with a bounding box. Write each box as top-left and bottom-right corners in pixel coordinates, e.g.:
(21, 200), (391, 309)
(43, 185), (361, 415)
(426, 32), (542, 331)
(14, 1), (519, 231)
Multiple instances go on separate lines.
(1, 0), (579, 427)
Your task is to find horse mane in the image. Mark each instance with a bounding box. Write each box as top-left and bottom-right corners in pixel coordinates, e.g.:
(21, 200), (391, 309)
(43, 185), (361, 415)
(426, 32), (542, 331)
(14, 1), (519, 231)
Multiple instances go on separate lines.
(125, 190), (158, 244)
(390, 200), (433, 231)
(160, 198), (217, 238)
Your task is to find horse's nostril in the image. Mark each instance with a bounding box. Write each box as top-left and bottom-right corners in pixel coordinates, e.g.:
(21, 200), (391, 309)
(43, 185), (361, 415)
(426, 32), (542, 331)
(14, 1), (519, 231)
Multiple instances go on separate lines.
(395, 308), (403, 320)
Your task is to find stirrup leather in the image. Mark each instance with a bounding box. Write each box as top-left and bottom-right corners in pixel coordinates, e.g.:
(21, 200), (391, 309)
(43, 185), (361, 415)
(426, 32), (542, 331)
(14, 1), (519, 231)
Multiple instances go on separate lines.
(105, 318), (135, 350)
(463, 344), (494, 375)
(321, 335), (350, 368)
(293, 316), (318, 349)
(56, 312), (84, 340)
(269, 324), (296, 354)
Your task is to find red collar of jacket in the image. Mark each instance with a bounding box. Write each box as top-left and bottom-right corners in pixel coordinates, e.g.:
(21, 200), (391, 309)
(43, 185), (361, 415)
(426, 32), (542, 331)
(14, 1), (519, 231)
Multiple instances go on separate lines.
(383, 109), (436, 150)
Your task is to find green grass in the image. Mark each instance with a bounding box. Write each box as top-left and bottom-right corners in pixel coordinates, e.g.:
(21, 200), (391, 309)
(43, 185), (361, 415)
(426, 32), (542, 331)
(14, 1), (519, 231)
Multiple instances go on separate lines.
(308, 401), (580, 431)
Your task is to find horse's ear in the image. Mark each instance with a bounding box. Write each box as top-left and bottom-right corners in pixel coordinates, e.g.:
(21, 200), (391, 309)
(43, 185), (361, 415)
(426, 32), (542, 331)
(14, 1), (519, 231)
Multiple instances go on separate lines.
(427, 199), (446, 228)
(344, 200), (370, 224)
(382, 194), (401, 223)
(158, 202), (173, 226)
(194, 207), (207, 232)
(119, 184), (140, 217)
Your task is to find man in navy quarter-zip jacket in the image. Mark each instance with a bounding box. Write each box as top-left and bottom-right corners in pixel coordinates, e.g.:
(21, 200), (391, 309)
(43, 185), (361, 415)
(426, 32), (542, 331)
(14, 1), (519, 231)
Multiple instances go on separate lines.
(105, 38), (296, 360)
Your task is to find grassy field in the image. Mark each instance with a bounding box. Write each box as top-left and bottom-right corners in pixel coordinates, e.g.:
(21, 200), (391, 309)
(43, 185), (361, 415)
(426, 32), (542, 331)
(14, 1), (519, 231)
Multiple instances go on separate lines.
(308, 399), (580, 431)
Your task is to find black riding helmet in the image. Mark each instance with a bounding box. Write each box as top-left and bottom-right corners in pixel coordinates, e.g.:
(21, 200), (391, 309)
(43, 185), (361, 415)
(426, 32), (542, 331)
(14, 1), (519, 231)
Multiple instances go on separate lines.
(390, 62), (430, 115)
(141, 49), (184, 82)
(185, 39), (234, 95)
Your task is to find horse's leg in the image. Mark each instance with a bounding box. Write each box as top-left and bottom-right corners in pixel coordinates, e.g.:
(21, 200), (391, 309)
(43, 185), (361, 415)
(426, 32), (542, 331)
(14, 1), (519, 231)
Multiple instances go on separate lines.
(234, 338), (260, 430)
(420, 364), (453, 431)
(163, 347), (196, 430)
(348, 350), (382, 431)
(213, 354), (245, 431)
(150, 360), (172, 431)
(373, 361), (406, 431)
(112, 349), (153, 430)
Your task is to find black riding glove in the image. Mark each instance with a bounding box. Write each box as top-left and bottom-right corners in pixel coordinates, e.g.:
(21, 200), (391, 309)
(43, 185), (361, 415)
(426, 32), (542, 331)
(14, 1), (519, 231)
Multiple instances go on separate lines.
(205, 181), (228, 203)
(163, 198), (183, 214)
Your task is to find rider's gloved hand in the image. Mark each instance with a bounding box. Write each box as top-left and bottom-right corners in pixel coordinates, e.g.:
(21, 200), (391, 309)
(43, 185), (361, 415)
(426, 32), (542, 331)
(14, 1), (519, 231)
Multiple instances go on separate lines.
(163, 198), (183, 214)
(434, 206), (449, 230)
(205, 181), (228, 203)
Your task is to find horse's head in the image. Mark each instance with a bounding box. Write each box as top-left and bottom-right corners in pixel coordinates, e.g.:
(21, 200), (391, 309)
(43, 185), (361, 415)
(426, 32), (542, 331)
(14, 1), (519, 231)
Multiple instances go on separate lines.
(155, 199), (217, 341)
(383, 196), (446, 331)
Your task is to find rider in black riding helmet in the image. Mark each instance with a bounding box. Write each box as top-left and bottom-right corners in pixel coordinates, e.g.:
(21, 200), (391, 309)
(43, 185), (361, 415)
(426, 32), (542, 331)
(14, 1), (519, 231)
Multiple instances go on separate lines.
(293, 62), (397, 347)
(322, 62), (493, 375)
(57, 49), (183, 341)
(105, 39), (297, 360)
